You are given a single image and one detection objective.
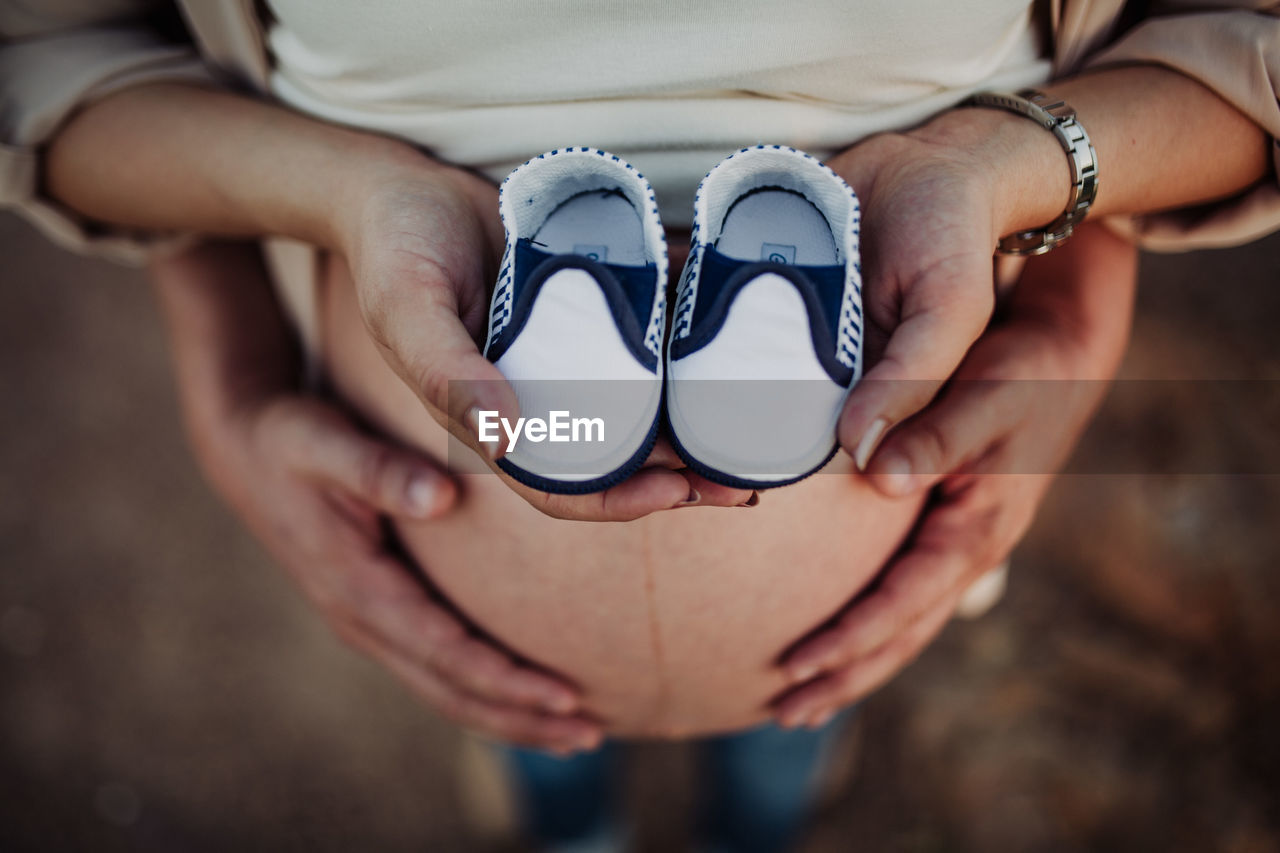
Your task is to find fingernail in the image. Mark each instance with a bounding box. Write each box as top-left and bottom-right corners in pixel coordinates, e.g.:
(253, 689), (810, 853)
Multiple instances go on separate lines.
(875, 451), (913, 497)
(542, 692), (577, 714)
(405, 473), (440, 518)
(737, 490), (760, 508)
(787, 663), (818, 684)
(854, 417), (889, 471)
(675, 487), (701, 508)
(807, 709), (836, 730)
(779, 709), (808, 729)
(468, 406), (501, 460)
(576, 731), (603, 752)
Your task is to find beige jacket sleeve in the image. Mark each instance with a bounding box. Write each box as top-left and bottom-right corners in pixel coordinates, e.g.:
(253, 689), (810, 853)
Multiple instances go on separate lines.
(0, 2), (215, 264)
(1084, 4), (1280, 250)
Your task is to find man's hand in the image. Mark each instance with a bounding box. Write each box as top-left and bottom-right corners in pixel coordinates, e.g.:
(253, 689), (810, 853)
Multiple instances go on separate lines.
(773, 223), (1138, 727)
(152, 241), (603, 753)
(208, 394), (603, 753)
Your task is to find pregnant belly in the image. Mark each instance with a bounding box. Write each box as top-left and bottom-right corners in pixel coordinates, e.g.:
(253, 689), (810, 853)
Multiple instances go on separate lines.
(318, 256), (923, 737)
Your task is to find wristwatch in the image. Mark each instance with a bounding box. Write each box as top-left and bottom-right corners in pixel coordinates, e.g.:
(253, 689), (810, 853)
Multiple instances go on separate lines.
(960, 89), (1099, 256)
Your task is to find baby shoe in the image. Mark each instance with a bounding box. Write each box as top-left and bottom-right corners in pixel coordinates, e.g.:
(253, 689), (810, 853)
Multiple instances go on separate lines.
(483, 148), (668, 493)
(666, 145), (863, 489)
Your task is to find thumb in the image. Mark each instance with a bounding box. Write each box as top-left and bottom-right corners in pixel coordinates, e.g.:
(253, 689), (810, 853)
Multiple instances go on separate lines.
(274, 398), (458, 519)
(862, 377), (1022, 497)
(370, 280), (519, 462)
(839, 251), (994, 471)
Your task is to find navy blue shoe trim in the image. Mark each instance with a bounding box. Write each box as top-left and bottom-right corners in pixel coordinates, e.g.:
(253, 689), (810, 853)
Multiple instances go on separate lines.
(495, 413), (661, 495)
(487, 240), (658, 371)
(669, 247), (853, 386)
(665, 408), (841, 491)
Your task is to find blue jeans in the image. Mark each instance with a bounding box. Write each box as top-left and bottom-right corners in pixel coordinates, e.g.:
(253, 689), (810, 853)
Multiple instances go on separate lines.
(501, 710), (853, 853)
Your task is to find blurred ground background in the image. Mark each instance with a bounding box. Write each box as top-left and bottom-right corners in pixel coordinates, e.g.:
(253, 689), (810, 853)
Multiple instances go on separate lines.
(1, 211), (1278, 852)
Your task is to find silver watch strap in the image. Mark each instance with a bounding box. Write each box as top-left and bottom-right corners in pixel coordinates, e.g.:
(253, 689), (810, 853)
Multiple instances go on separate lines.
(961, 89), (1099, 256)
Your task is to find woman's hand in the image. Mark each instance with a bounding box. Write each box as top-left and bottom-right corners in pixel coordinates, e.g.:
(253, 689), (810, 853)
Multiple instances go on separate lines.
(335, 155), (749, 518)
(772, 222), (1138, 727)
(46, 71), (1262, 519)
(826, 105), (1068, 468)
(152, 241), (603, 754)
(44, 82), (743, 520)
(828, 65), (1270, 470)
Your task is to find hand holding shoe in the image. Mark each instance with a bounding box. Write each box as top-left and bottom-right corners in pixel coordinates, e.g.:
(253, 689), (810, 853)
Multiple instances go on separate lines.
(337, 150), (750, 519)
(825, 105), (1071, 470)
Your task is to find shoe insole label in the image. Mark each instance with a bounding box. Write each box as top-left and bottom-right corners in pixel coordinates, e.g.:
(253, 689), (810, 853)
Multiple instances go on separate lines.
(761, 243), (796, 264)
(573, 244), (609, 262)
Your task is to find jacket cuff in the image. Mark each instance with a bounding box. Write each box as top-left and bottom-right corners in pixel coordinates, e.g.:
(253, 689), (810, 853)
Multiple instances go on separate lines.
(0, 26), (217, 264)
(1083, 9), (1280, 251)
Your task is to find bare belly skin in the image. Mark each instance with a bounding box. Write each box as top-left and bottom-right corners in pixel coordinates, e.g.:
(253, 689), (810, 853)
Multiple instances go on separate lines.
(318, 256), (924, 738)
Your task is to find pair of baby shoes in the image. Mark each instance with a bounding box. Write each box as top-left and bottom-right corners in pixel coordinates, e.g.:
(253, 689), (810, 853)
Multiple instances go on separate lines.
(480, 146), (863, 494)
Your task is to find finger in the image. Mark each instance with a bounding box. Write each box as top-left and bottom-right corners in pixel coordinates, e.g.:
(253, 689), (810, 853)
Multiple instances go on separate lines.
(839, 251), (994, 473)
(646, 437), (757, 507)
(782, 542), (970, 682)
(269, 398), (458, 519)
(415, 609), (582, 714)
(342, 622), (601, 753)
(783, 471), (1043, 683)
(678, 471), (759, 508)
(366, 272), (520, 460)
(863, 376), (1027, 498)
(347, 553), (583, 714)
(520, 466), (697, 522)
(521, 468), (755, 520)
(644, 435), (687, 470)
(422, 624), (582, 715)
(775, 586), (956, 727)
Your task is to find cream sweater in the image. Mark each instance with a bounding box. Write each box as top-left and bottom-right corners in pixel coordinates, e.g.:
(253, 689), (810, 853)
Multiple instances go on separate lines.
(4, 1), (1279, 256)
(264, 0), (1052, 225)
